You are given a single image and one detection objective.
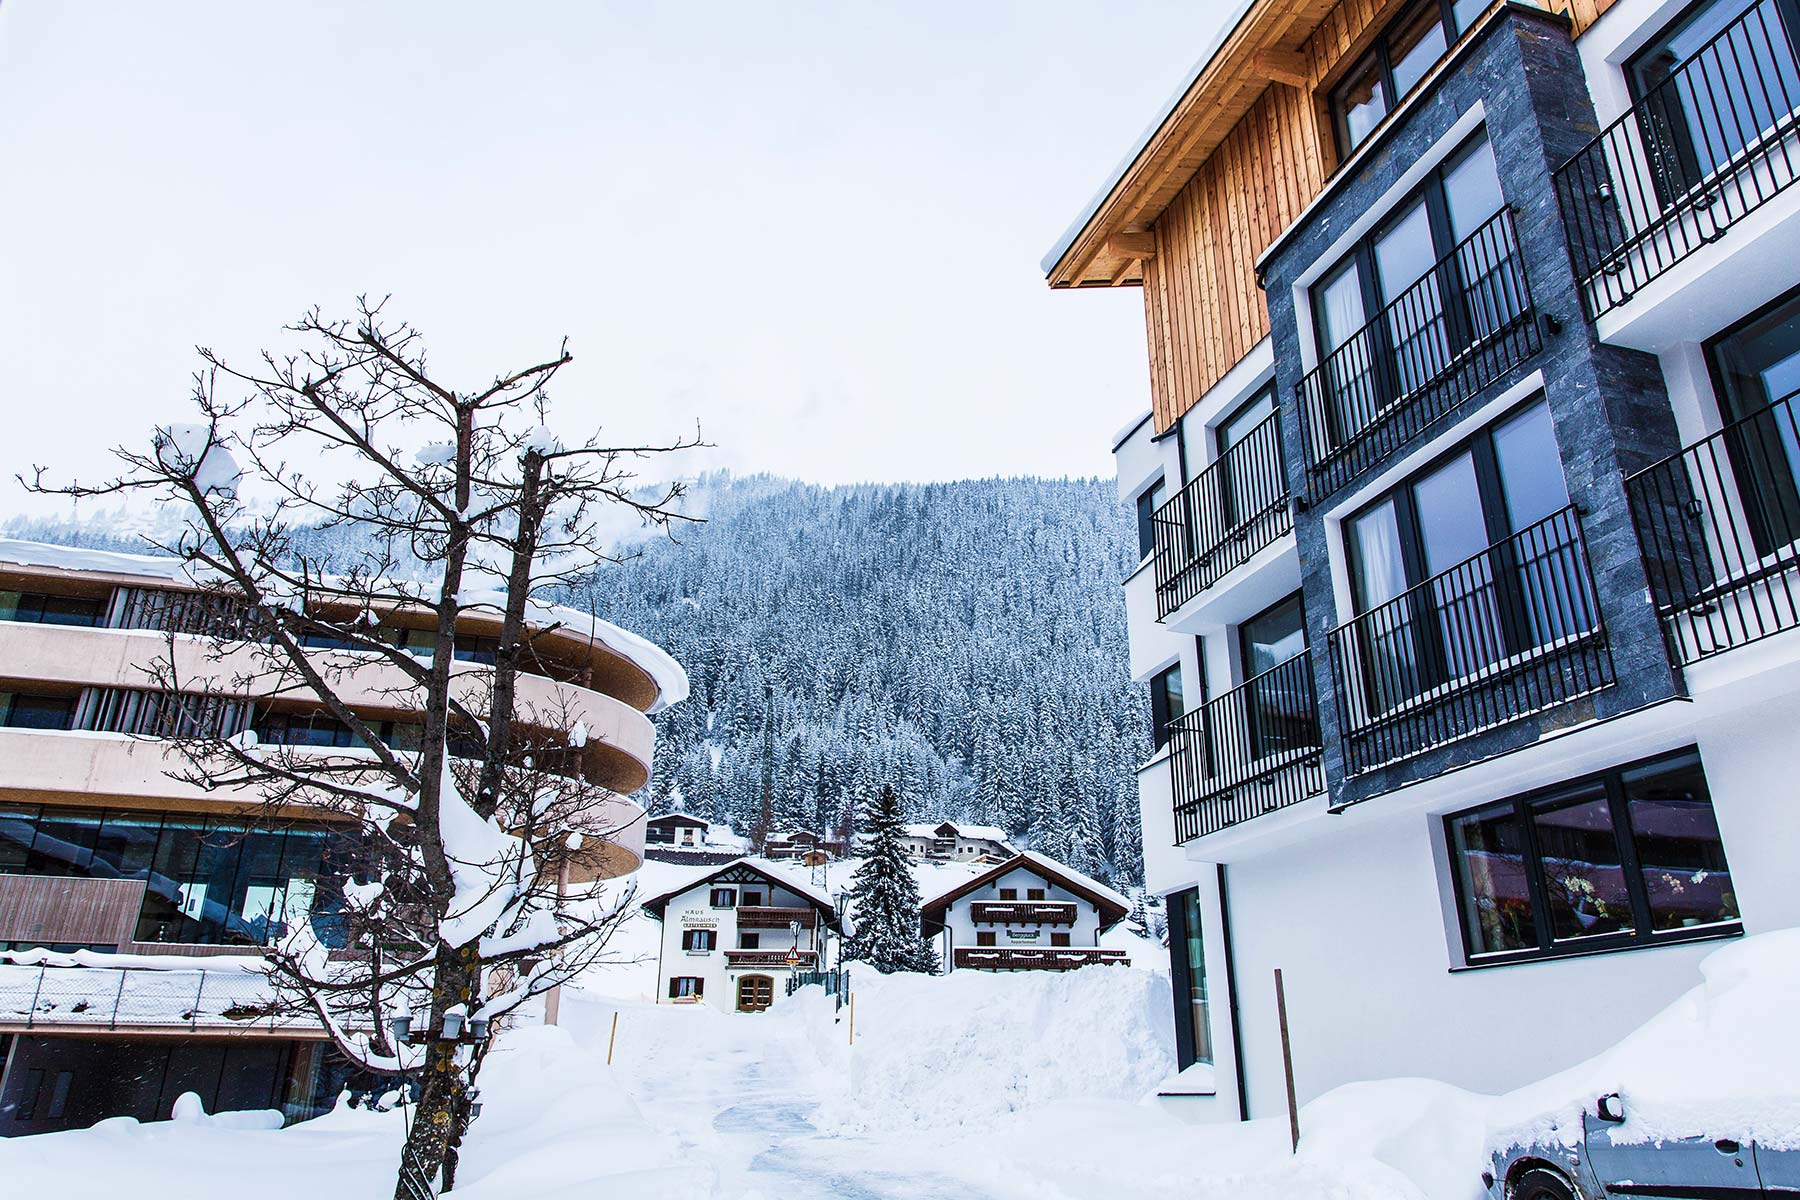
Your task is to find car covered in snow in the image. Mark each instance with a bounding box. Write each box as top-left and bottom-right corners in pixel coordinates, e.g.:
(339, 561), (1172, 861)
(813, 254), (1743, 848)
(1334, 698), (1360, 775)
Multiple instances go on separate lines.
(1486, 1091), (1800, 1199)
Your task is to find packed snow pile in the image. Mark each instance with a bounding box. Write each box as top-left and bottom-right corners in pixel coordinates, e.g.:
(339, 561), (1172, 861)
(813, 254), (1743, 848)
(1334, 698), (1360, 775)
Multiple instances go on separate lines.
(0, 1025), (707, 1200)
(806, 964), (1177, 1133)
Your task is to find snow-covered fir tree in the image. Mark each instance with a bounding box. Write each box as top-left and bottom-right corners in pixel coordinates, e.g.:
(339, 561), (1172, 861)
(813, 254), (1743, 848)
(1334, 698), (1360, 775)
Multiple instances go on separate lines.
(840, 785), (939, 974)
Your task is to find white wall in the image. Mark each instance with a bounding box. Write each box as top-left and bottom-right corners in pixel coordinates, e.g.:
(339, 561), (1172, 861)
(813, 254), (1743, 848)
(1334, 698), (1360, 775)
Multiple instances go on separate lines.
(655, 877), (827, 1013)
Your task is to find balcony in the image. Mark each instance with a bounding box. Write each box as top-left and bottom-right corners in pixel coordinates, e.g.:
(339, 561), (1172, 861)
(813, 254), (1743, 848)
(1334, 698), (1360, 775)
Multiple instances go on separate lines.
(1326, 505), (1614, 777)
(1151, 411), (1291, 618)
(1627, 389), (1800, 665)
(969, 901), (1077, 925)
(724, 948), (819, 969)
(952, 947), (1128, 971)
(1168, 650), (1324, 842)
(1297, 207), (1539, 502)
(1556, 0), (1800, 323)
(734, 905), (819, 930)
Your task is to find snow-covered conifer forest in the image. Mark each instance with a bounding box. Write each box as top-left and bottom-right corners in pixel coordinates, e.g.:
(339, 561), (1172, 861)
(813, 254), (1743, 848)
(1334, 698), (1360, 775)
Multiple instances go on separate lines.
(5, 470), (1151, 883)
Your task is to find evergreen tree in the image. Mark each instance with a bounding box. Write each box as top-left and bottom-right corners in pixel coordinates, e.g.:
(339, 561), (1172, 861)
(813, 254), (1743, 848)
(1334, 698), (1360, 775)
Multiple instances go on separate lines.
(840, 785), (938, 974)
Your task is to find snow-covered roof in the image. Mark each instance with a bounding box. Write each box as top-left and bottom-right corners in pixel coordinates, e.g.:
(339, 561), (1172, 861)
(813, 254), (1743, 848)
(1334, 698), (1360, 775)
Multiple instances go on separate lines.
(919, 851), (1131, 928)
(901, 822), (1011, 844)
(637, 856), (837, 919)
(0, 537), (689, 712)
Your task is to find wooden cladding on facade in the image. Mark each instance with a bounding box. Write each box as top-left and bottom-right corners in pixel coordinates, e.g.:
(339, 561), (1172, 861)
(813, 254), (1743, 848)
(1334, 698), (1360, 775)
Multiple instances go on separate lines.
(0, 875), (143, 948)
(1065, 0), (1619, 432)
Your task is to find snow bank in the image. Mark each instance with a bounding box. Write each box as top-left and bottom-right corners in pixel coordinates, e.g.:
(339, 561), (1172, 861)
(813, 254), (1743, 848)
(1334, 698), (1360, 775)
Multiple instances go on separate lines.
(807, 965), (1177, 1133)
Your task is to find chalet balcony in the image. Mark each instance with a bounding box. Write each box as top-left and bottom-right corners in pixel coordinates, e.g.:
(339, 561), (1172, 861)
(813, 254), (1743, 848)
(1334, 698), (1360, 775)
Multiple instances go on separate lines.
(968, 901), (1077, 925)
(1168, 649), (1324, 842)
(1151, 410), (1291, 618)
(734, 905), (819, 930)
(1555, 0), (1800, 322)
(1627, 388), (1800, 665)
(1326, 505), (1614, 777)
(952, 947), (1128, 972)
(1297, 207), (1539, 502)
(724, 948), (819, 969)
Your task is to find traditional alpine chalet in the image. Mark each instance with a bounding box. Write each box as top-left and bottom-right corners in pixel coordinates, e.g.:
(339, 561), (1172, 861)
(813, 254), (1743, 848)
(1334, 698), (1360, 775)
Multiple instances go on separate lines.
(759, 828), (847, 862)
(898, 821), (1014, 863)
(640, 859), (839, 1013)
(643, 813), (750, 866)
(921, 853), (1129, 972)
(1050, 0), (1800, 1122)
(0, 540), (683, 1134)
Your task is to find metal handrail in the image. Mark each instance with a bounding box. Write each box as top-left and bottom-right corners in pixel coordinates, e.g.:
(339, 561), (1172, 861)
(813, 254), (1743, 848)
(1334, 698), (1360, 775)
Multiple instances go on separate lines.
(1626, 387), (1800, 664)
(1555, 0), (1800, 319)
(1168, 650), (1323, 842)
(1151, 410), (1291, 617)
(1297, 206), (1538, 500)
(1326, 504), (1614, 775)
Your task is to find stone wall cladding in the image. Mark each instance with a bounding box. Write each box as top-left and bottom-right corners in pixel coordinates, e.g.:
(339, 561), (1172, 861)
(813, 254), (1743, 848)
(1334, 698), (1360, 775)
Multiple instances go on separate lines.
(1259, 6), (1684, 808)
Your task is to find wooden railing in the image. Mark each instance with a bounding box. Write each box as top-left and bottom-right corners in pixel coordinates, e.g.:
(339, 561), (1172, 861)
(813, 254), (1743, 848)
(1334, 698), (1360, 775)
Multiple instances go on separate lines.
(723, 949), (819, 968)
(734, 906), (818, 929)
(952, 947), (1127, 971)
(969, 901), (1077, 925)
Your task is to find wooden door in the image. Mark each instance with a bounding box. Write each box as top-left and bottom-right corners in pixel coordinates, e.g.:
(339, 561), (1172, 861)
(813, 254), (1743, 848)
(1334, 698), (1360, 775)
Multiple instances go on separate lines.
(736, 974), (774, 1012)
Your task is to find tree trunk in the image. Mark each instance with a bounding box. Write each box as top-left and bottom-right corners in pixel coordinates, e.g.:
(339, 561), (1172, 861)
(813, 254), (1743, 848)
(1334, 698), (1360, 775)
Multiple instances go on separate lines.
(394, 948), (478, 1199)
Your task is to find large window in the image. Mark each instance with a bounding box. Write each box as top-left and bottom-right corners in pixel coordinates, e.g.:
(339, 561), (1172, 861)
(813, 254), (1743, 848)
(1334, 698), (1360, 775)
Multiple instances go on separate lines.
(1310, 134), (1512, 454)
(0, 591), (108, 627)
(1237, 594), (1311, 756)
(1708, 283), (1800, 555)
(1446, 749), (1740, 965)
(0, 803), (353, 948)
(1344, 398), (1583, 712)
(1166, 888), (1213, 1070)
(1329, 0), (1492, 155)
(1149, 661), (1186, 751)
(1135, 476), (1168, 561)
(0, 693), (76, 731)
(1217, 389), (1278, 529)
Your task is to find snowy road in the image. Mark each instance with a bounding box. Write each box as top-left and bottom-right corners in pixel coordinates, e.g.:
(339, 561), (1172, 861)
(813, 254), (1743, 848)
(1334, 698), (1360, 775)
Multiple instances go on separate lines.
(605, 1001), (1014, 1200)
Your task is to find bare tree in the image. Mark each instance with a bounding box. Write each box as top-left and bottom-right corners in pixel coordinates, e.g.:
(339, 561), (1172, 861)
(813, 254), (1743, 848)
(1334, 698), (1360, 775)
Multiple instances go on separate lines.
(26, 298), (699, 1196)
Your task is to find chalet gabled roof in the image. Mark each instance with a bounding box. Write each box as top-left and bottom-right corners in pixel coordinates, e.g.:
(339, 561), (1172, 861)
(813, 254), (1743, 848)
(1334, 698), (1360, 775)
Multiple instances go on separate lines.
(638, 857), (839, 926)
(919, 852), (1130, 931)
(647, 813), (709, 829)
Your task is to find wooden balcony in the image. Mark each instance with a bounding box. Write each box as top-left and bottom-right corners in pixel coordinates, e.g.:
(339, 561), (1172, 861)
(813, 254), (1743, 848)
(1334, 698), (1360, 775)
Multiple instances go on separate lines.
(953, 947), (1128, 972)
(968, 901), (1076, 925)
(734, 905), (818, 930)
(724, 948), (819, 969)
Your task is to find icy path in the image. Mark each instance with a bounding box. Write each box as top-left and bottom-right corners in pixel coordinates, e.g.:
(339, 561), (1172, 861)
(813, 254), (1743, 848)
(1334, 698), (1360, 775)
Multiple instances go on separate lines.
(563, 992), (1023, 1200)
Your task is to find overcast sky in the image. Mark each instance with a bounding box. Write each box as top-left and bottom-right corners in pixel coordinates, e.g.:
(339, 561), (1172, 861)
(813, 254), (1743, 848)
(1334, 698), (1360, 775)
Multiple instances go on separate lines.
(0, 2), (1228, 511)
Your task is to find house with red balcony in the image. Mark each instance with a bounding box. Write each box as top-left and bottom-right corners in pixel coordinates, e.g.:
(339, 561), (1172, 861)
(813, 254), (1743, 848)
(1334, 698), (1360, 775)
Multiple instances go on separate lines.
(640, 859), (840, 1013)
(920, 853), (1129, 973)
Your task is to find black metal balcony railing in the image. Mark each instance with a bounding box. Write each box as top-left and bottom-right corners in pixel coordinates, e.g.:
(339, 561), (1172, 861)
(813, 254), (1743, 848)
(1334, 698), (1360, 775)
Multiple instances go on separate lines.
(1627, 389), (1800, 664)
(1556, 0), (1800, 321)
(1151, 411), (1291, 618)
(1168, 650), (1324, 842)
(1327, 505), (1614, 776)
(1297, 207), (1539, 501)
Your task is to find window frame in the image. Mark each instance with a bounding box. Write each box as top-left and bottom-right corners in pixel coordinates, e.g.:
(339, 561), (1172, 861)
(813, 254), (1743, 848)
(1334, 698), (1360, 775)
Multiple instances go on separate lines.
(668, 976), (704, 1000)
(1135, 475), (1168, 562)
(1149, 661), (1185, 751)
(681, 928), (715, 953)
(708, 887), (737, 909)
(1443, 747), (1743, 968)
(1329, 0), (1484, 158)
(1702, 277), (1800, 557)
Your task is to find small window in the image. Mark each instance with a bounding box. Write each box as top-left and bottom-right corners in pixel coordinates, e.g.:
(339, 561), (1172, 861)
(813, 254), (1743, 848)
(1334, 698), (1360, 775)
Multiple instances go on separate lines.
(1026, 888), (1046, 901)
(1149, 662), (1186, 751)
(681, 929), (715, 952)
(998, 888), (1017, 901)
(741, 891), (763, 907)
(740, 932), (761, 949)
(1446, 749), (1740, 965)
(0, 693), (75, 731)
(709, 888), (736, 909)
(1135, 477), (1169, 561)
(976, 931), (997, 947)
(668, 976), (703, 999)
(1051, 932), (1071, 948)
(1329, 0), (1477, 157)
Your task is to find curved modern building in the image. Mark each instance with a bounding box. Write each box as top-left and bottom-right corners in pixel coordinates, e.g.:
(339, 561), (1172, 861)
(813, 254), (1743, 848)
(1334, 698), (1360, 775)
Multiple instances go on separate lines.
(0, 537), (684, 1132)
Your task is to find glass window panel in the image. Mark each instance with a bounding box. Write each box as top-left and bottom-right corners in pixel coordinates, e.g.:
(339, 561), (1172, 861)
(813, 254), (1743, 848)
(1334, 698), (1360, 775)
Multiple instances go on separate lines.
(229, 831), (291, 944)
(1711, 290), (1800, 553)
(1622, 754), (1740, 931)
(1450, 805), (1539, 954)
(1352, 500), (1410, 610)
(94, 812), (163, 880)
(1443, 138), (1505, 242)
(2, 694), (75, 731)
(1317, 259), (1378, 451)
(0, 803), (38, 873)
(1317, 259), (1367, 354)
(1219, 391), (1275, 452)
(1375, 201), (1448, 395)
(139, 816), (204, 943)
(1174, 889), (1212, 1067)
(1388, 0), (1449, 100)
(1415, 452), (1505, 676)
(1530, 788), (1634, 942)
(1333, 50), (1388, 152)
(23, 807), (102, 877)
(1350, 499), (1423, 710)
(1136, 477), (1167, 560)
(1240, 596), (1306, 677)
(1218, 392), (1276, 529)
(1451, 0), (1490, 34)
(1492, 402), (1570, 530)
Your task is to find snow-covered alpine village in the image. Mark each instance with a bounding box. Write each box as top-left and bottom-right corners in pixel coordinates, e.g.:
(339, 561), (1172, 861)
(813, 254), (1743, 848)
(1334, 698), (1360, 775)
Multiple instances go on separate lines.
(4, 1), (1800, 1197)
